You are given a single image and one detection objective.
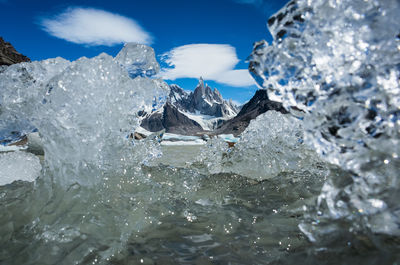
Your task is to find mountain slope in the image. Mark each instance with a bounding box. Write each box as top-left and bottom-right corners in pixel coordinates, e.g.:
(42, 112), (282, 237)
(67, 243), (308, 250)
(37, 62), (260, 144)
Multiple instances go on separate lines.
(187, 77), (238, 117)
(0, 37), (30, 66)
(140, 102), (204, 135)
(215, 89), (288, 136)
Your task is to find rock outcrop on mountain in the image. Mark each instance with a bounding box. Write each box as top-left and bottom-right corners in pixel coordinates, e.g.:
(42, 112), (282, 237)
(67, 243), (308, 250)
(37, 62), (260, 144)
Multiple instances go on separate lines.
(0, 37), (30, 66)
(215, 89), (288, 136)
(188, 78), (238, 117)
(168, 78), (238, 117)
(140, 102), (204, 135)
(140, 78), (239, 135)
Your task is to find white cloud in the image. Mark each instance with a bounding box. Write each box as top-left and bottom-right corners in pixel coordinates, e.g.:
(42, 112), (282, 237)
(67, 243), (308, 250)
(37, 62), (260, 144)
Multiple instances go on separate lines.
(215, 69), (255, 87)
(40, 7), (152, 46)
(160, 44), (238, 79)
(160, 44), (255, 87)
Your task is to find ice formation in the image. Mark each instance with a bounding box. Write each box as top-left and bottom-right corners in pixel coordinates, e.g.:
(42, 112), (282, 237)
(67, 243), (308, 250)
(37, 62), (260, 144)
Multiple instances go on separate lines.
(115, 43), (160, 78)
(0, 151), (41, 185)
(0, 44), (168, 186)
(249, 0), (400, 241)
(0, 58), (70, 144)
(197, 111), (325, 180)
(0, 43), (172, 263)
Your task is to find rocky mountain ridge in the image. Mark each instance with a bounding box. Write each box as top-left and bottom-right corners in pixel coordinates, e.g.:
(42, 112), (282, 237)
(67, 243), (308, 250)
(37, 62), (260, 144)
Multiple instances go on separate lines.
(0, 37), (30, 66)
(140, 78), (239, 135)
(169, 78), (238, 117)
(215, 89), (288, 136)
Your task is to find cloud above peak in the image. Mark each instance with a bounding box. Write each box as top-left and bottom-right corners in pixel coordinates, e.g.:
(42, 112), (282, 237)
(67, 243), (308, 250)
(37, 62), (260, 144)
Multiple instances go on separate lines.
(160, 44), (255, 87)
(40, 7), (152, 46)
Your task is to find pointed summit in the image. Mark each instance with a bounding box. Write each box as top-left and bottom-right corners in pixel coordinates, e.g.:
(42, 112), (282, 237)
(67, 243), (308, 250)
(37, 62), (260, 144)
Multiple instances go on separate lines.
(141, 80), (240, 134)
(193, 76), (206, 97)
(213, 88), (223, 103)
(199, 76), (204, 87)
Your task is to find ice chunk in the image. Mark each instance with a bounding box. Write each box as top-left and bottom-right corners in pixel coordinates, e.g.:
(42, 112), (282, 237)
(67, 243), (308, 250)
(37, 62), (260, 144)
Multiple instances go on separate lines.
(0, 151), (41, 185)
(0, 45), (168, 186)
(0, 58), (70, 143)
(35, 53), (166, 185)
(249, 0), (400, 240)
(197, 111), (325, 180)
(27, 132), (44, 155)
(217, 134), (239, 143)
(115, 43), (160, 78)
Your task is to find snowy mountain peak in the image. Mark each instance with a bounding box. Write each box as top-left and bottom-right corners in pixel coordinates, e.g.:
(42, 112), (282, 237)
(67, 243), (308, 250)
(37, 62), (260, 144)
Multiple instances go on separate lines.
(190, 78), (237, 117)
(198, 76), (205, 87)
(213, 88), (223, 103)
(141, 78), (240, 134)
(168, 84), (190, 109)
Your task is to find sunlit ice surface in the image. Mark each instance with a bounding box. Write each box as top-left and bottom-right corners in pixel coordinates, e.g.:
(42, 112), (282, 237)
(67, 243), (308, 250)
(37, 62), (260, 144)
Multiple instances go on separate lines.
(249, 0), (400, 258)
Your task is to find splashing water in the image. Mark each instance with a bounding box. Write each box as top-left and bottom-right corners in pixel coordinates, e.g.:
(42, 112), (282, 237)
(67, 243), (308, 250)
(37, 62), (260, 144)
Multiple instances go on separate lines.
(249, 0), (400, 244)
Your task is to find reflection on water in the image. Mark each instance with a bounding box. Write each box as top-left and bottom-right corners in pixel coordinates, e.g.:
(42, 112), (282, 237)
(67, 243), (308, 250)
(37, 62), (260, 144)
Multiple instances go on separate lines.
(1, 145), (398, 264)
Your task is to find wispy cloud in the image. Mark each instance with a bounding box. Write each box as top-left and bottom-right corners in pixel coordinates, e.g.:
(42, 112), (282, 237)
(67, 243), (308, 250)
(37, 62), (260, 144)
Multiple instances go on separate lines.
(215, 69), (255, 87)
(160, 44), (255, 87)
(40, 7), (152, 46)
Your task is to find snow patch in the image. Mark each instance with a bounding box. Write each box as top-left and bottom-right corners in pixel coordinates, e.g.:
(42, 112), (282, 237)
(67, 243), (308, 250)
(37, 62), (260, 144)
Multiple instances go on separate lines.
(162, 133), (202, 141)
(161, 139), (205, 146)
(135, 126), (153, 136)
(177, 109), (232, 131)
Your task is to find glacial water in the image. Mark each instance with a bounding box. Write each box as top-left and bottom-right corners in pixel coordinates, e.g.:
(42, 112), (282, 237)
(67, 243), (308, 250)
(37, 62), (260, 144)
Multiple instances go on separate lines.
(1, 0), (400, 264)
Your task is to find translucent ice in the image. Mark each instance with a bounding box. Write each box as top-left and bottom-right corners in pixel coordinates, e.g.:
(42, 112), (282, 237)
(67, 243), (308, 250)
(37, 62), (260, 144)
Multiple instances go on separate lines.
(197, 111), (325, 180)
(0, 151), (41, 185)
(0, 44), (168, 186)
(0, 58), (70, 143)
(249, 0), (400, 240)
(0, 44), (170, 263)
(115, 43), (160, 78)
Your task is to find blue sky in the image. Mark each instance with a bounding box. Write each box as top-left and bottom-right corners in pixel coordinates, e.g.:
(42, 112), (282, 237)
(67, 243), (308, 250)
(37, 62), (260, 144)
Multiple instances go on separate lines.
(0, 0), (289, 103)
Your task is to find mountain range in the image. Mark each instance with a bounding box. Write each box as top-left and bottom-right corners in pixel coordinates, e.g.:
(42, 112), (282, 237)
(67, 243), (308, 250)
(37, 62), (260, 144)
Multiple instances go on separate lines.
(140, 78), (287, 136)
(215, 89), (287, 136)
(140, 78), (239, 135)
